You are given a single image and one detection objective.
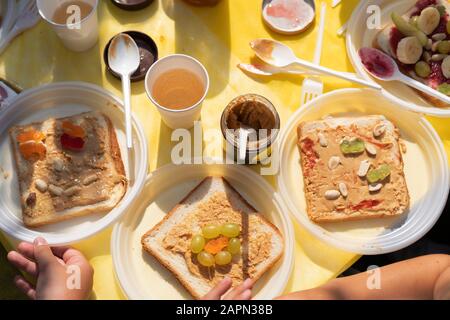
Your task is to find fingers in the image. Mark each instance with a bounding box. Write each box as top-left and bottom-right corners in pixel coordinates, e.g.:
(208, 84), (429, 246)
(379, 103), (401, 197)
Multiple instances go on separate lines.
(202, 277), (233, 300)
(17, 242), (35, 261)
(33, 237), (58, 272)
(54, 247), (93, 276)
(14, 275), (36, 300)
(223, 278), (254, 300)
(7, 251), (38, 277)
(54, 247), (87, 265)
(17, 241), (66, 266)
(202, 278), (254, 300)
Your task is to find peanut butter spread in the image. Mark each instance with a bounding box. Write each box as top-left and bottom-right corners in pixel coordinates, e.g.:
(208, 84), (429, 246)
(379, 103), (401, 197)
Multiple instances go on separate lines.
(298, 116), (410, 222)
(14, 113), (126, 217)
(226, 96), (275, 132)
(161, 192), (272, 286)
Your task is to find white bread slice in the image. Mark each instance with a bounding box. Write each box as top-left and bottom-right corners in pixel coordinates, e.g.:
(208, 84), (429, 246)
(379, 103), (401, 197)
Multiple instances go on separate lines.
(9, 112), (127, 228)
(141, 176), (284, 299)
(298, 116), (410, 222)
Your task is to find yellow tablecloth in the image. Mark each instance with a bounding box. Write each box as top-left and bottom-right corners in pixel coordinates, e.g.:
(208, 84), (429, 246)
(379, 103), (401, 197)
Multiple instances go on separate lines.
(0, 0), (448, 300)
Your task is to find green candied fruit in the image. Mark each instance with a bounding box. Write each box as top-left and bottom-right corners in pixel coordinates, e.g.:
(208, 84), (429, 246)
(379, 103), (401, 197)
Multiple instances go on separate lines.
(437, 83), (450, 96)
(367, 164), (391, 184)
(340, 138), (365, 155)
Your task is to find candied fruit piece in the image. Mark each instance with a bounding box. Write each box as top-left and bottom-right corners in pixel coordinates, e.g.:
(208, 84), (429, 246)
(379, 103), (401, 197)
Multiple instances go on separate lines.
(340, 138), (365, 155)
(61, 133), (85, 151)
(62, 121), (86, 138)
(19, 141), (46, 160)
(204, 236), (229, 255)
(17, 129), (45, 143)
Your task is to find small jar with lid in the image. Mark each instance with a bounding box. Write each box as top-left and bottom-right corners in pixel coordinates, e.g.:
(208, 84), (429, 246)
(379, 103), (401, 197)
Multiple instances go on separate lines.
(221, 94), (280, 165)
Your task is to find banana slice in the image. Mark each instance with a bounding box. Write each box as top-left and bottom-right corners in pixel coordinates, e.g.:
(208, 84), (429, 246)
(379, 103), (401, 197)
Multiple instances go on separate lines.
(377, 27), (397, 58)
(397, 36), (423, 64)
(417, 7), (440, 35)
(441, 55), (450, 78)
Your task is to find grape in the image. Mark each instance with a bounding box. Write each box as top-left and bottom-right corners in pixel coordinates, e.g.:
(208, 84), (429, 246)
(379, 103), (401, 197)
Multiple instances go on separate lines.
(227, 238), (241, 255)
(202, 225), (221, 239)
(215, 251), (232, 266)
(415, 61), (431, 78)
(438, 41), (450, 54)
(197, 251), (215, 267)
(191, 235), (205, 254)
(221, 223), (240, 238)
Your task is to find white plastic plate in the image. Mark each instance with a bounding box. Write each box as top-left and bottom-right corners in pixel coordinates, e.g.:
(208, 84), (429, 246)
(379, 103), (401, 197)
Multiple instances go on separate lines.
(347, 0), (450, 117)
(278, 88), (448, 255)
(0, 82), (148, 245)
(112, 163), (294, 300)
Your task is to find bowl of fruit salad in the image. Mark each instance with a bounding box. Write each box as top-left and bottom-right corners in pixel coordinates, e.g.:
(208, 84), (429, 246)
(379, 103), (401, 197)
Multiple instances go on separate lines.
(347, 0), (450, 117)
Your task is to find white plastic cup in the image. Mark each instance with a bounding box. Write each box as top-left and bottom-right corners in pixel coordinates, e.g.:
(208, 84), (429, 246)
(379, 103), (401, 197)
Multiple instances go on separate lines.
(145, 54), (210, 129)
(37, 0), (99, 52)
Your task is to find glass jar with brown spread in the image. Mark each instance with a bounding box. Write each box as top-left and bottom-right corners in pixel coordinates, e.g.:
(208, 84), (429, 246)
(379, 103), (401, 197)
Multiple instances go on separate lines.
(221, 94), (280, 165)
(183, 0), (221, 6)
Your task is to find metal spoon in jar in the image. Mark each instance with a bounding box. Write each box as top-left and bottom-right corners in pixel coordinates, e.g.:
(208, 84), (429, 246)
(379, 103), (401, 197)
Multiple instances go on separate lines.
(108, 33), (140, 149)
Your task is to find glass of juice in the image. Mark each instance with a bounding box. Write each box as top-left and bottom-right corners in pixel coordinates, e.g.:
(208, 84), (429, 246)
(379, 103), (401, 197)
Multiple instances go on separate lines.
(145, 54), (210, 129)
(37, 0), (99, 52)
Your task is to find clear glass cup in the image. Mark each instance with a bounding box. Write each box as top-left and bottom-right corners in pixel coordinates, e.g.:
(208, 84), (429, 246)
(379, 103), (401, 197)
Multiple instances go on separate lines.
(37, 0), (99, 52)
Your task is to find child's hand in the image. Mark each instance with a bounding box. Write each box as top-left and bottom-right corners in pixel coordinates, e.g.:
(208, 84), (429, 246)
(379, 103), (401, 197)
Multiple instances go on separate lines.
(7, 237), (94, 300)
(202, 278), (254, 300)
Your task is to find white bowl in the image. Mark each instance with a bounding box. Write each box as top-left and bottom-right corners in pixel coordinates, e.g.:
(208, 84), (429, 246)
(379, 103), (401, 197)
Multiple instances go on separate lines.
(0, 82), (148, 245)
(277, 88), (449, 255)
(112, 162), (294, 300)
(347, 0), (450, 117)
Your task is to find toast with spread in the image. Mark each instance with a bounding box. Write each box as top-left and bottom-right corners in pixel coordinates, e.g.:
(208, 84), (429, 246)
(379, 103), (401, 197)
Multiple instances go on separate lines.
(297, 116), (410, 223)
(9, 111), (127, 228)
(141, 177), (284, 299)
(374, 0), (450, 107)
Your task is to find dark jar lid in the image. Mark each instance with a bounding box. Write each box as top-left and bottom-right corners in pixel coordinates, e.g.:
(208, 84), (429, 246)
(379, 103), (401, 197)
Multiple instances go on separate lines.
(104, 31), (158, 82)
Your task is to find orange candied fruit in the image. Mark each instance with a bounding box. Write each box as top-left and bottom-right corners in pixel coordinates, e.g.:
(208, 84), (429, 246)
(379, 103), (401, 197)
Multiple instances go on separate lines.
(19, 141), (46, 160)
(62, 121), (86, 138)
(204, 236), (229, 255)
(17, 129), (46, 143)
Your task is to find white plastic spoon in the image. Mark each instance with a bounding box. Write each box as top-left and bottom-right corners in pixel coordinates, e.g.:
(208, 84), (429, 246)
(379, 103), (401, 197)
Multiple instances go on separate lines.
(108, 33), (140, 149)
(238, 62), (318, 76)
(238, 62), (360, 79)
(250, 38), (382, 90)
(359, 47), (450, 106)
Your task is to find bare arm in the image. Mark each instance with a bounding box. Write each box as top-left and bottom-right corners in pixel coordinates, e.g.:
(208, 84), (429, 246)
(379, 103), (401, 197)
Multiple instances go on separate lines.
(277, 254), (450, 300)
